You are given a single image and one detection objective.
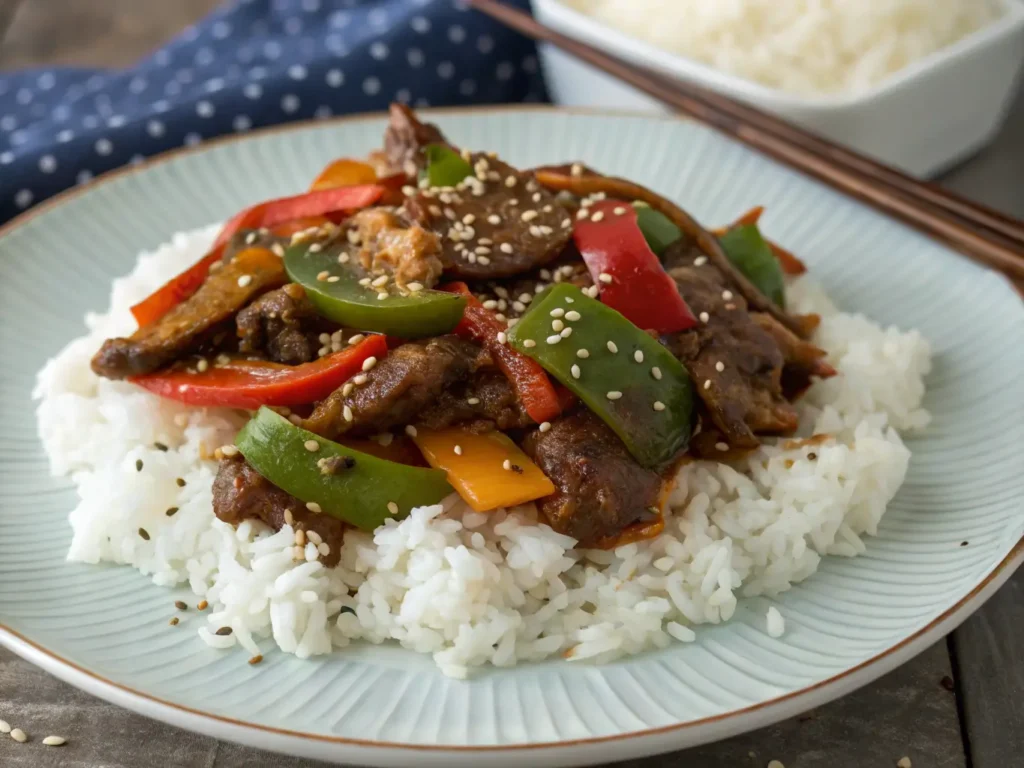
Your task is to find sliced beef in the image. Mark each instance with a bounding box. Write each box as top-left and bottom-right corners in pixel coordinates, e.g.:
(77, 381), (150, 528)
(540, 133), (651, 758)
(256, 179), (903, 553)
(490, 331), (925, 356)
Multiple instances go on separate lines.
(750, 312), (835, 398)
(236, 283), (321, 365)
(303, 336), (485, 439)
(521, 410), (664, 547)
(417, 369), (533, 432)
(383, 103), (448, 176)
(92, 246), (286, 379)
(346, 208), (444, 291)
(662, 259), (799, 450)
(212, 456), (344, 566)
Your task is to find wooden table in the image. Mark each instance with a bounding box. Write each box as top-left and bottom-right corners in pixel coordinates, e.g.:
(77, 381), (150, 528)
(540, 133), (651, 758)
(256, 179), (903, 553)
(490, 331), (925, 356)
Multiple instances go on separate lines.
(1, 2), (1021, 766)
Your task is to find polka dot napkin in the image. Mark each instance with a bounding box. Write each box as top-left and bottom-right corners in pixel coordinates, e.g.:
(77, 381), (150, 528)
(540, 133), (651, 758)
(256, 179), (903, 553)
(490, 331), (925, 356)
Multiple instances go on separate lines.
(0, 0), (546, 224)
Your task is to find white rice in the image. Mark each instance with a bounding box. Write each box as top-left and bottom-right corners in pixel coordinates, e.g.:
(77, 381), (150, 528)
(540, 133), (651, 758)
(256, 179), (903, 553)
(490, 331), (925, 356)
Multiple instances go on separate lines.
(34, 226), (931, 676)
(563, 0), (1005, 96)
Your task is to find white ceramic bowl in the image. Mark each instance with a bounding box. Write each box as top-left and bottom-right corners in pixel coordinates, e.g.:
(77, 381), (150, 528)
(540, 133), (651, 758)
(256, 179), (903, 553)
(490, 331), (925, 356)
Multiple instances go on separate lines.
(533, 0), (1024, 178)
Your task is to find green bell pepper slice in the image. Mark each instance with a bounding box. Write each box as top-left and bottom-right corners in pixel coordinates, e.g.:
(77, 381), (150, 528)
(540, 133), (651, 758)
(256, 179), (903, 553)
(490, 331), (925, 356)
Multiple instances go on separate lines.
(718, 224), (786, 308)
(284, 242), (466, 338)
(633, 202), (682, 257)
(506, 283), (694, 467)
(236, 407), (453, 531)
(423, 143), (473, 188)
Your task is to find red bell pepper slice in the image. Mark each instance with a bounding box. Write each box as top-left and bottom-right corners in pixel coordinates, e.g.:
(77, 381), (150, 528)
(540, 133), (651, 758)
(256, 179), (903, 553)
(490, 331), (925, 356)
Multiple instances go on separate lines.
(573, 200), (697, 334)
(130, 335), (387, 409)
(129, 185), (385, 328)
(440, 282), (562, 424)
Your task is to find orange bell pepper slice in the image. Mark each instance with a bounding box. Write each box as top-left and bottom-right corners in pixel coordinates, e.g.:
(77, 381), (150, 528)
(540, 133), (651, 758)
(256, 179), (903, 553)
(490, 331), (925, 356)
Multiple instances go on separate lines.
(310, 158), (379, 191)
(412, 428), (555, 513)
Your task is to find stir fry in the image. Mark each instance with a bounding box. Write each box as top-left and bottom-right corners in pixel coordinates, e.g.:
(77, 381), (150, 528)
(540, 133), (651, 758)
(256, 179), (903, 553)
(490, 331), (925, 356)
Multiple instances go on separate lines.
(90, 104), (834, 563)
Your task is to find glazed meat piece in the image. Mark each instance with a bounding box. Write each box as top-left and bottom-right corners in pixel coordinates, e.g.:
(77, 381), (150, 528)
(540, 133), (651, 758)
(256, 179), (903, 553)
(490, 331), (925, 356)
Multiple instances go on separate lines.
(750, 312), (835, 398)
(662, 258), (800, 450)
(417, 369), (533, 432)
(346, 208), (444, 291)
(92, 246), (286, 379)
(521, 409), (664, 546)
(236, 283), (321, 365)
(383, 103), (448, 176)
(303, 336), (486, 439)
(212, 456), (344, 566)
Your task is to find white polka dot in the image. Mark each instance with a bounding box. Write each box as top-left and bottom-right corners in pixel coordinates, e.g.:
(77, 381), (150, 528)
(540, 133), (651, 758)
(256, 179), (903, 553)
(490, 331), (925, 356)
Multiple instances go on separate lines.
(212, 20), (232, 39)
(437, 61), (455, 80)
(205, 77), (225, 93)
(0, 151), (14, 164)
(86, 74), (104, 90)
(184, 132), (202, 147)
(130, 154), (146, 166)
(237, 47), (255, 64)
(182, 25), (200, 42)
(128, 76), (148, 94)
(65, 84), (83, 100)
(107, 115), (126, 128)
(77, 169), (93, 185)
(325, 35), (349, 56)
(453, 0), (470, 10)
(477, 35), (494, 54)
(249, 65), (268, 80)
(165, 81), (182, 96)
(16, 88), (33, 105)
(369, 42), (389, 61)
(301, 0), (320, 10)
(284, 17), (303, 35)
(458, 79), (476, 96)
(152, 99), (171, 113)
(263, 41), (282, 59)
(15, 189), (33, 209)
(407, 48), (425, 68)
(281, 94), (301, 113)
(496, 61), (515, 81)
(176, 69), (193, 84)
(314, 105), (332, 120)
(37, 72), (56, 90)
(244, 82), (263, 100)
(56, 128), (75, 143)
(52, 104), (71, 122)
(9, 130), (28, 147)
(522, 55), (539, 74)
(0, 115), (15, 132)
(367, 9), (388, 28)
(95, 138), (113, 155)
(326, 69), (344, 87)
(362, 77), (381, 96)
(83, 115), (99, 129)
(147, 119), (165, 138)
(233, 115), (252, 132)
(395, 88), (412, 103)
(196, 100), (215, 118)
(195, 47), (215, 67)
(448, 25), (466, 43)
(38, 154), (57, 173)
(330, 11), (351, 28)
(288, 64), (308, 80)
(410, 16), (430, 33)
(155, 50), (171, 66)
(414, 97), (431, 108)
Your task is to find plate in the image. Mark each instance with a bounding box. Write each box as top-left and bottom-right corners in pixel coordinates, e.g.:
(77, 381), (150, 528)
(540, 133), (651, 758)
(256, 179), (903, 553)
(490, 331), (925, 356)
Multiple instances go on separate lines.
(1, 107), (1021, 767)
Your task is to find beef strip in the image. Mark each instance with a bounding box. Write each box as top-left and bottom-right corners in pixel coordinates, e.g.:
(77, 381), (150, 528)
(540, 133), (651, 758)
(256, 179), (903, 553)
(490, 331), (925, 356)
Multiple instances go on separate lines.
(303, 336), (486, 439)
(750, 312), (835, 398)
(662, 257), (800, 450)
(417, 369), (533, 432)
(521, 409), (664, 547)
(383, 103), (448, 176)
(236, 283), (323, 364)
(92, 246), (286, 379)
(212, 456), (344, 566)
(345, 208), (444, 290)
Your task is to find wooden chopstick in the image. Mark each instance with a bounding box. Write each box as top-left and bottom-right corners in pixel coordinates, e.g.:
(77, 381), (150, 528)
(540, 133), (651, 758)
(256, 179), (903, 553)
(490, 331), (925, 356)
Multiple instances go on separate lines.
(468, 0), (1024, 283)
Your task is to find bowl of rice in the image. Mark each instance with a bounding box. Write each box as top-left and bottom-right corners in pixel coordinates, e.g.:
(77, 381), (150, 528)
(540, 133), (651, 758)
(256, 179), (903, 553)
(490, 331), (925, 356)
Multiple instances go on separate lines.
(533, 0), (1024, 177)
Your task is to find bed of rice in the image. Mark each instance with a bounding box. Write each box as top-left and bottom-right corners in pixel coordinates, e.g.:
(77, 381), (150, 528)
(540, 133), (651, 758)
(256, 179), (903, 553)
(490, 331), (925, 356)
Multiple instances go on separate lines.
(34, 226), (931, 678)
(563, 0), (1005, 96)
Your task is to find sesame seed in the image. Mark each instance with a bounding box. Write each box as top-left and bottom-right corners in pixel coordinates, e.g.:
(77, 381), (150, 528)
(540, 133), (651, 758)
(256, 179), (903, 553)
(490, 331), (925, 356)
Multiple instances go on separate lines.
(498, 243), (514, 254)
(354, 374), (370, 386)
(362, 356), (377, 372)
(302, 439), (319, 453)
(343, 405), (353, 422)
(337, 252), (350, 265)
(546, 334), (562, 345)
(198, 599), (208, 610)
(699, 311), (710, 323)
(497, 331), (507, 344)
(591, 211), (605, 222)
(429, 204), (442, 217)
(196, 357), (209, 373)
(221, 445), (239, 458)
(585, 285), (600, 298)
(467, 397), (481, 405)
(613, 206), (626, 215)
(652, 367), (663, 380)
(634, 350), (644, 363)
(606, 391), (623, 400)
(607, 340), (618, 353)
(532, 192), (542, 203)
(562, 218), (572, 229)
(358, 277), (371, 287)
(502, 459), (512, 471)
(316, 270), (330, 282)
(306, 501), (322, 513)
(512, 301), (526, 312)
(565, 310), (581, 321)
(560, 327), (573, 338)
(529, 225), (542, 238)
(722, 290), (734, 300)
(521, 210), (539, 222)
(318, 542), (331, 557)
(271, 243), (285, 257)
(407, 282), (424, 293)
(715, 442), (729, 452)
(0, 721), (10, 734)
(342, 382), (354, 396)
(478, 256), (491, 265)
(249, 654), (264, 665)
(552, 319), (565, 332)
(237, 275), (252, 288)
(523, 339), (537, 348)
(539, 421), (552, 432)
(308, 242), (323, 253)
(444, 208), (457, 220)
(577, 348), (590, 358)
(405, 425), (418, 437)
(454, 444), (463, 455)
(507, 317), (519, 327)
(387, 501), (399, 515)
(715, 361), (725, 372)
(483, 299), (498, 310)
(284, 509), (295, 526)
(377, 291), (389, 300)
(576, 208), (590, 220)
(327, 275), (340, 283)
(704, 379), (712, 390)
(653, 401), (666, 411)
(694, 256), (708, 266)
(725, 303), (737, 310)
(494, 286), (509, 298)
(11, 728), (28, 743)
(504, 175), (517, 187)
(571, 364), (581, 379)
(371, 274), (389, 287)
(245, 232), (258, 245)
(319, 332), (331, 345)
(462, 213), (476, 225)
(42, 735), (65, 747)
(598, 272), (613, 284)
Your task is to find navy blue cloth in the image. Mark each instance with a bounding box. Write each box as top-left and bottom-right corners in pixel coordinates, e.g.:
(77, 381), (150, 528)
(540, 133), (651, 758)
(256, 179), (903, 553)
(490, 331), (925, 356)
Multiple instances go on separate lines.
(0, 0), (546, 223)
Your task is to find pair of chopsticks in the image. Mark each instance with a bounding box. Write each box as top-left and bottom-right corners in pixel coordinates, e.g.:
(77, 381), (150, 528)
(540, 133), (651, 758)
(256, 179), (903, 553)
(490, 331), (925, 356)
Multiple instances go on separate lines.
(469, 0), (1024, 287)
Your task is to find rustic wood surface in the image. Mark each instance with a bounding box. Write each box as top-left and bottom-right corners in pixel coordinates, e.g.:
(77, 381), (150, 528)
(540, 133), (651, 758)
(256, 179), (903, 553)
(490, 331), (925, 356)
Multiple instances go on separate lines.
(1, 1), (1021, 766)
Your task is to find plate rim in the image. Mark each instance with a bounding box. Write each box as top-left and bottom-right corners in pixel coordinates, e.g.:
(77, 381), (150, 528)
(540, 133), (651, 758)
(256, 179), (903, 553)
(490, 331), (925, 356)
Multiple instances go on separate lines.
(2, 104), (1022, 762)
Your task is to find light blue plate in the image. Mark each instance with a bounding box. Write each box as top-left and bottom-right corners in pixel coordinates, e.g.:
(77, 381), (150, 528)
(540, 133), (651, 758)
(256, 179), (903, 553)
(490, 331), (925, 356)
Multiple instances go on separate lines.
(1, 108), (1022, 767)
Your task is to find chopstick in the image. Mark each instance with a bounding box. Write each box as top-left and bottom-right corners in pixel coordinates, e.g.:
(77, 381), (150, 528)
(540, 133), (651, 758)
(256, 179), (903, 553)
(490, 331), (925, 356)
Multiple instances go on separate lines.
(468, 0), (1024, 283)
